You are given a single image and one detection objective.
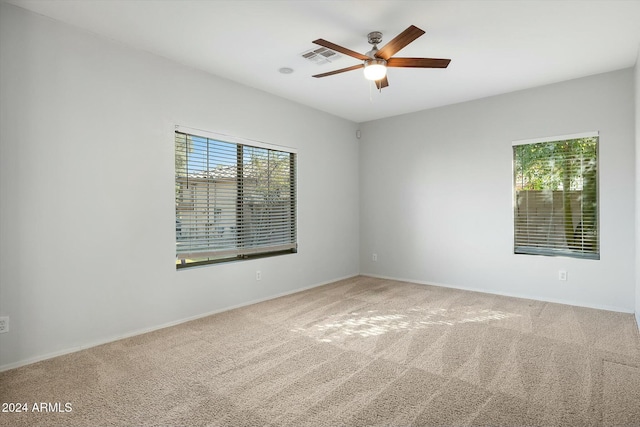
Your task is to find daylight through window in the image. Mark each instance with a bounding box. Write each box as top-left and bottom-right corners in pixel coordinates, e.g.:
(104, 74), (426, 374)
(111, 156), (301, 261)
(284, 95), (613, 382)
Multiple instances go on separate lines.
(175, 128), (297, 268)
(513, 133), (599, 259)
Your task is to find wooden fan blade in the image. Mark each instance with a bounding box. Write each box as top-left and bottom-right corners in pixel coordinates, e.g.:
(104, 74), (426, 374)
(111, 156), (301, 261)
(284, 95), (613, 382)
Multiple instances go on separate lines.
(375, 25), (425, 60)
(375, 76), (389, 90)
(387, 57), (451, 68)
(312, 39), (369, 61)
(312, 64), (364, 78)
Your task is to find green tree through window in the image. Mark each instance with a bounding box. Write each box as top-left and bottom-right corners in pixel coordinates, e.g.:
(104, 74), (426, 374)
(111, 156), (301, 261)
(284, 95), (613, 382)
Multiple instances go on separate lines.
(513, 135), (598, 259)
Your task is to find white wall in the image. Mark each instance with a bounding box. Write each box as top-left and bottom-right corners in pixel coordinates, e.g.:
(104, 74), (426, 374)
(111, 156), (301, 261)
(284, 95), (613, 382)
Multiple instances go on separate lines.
(0, 3), (360, 369)
(635, 50), (640, 329)
(360, 69), (636, 312)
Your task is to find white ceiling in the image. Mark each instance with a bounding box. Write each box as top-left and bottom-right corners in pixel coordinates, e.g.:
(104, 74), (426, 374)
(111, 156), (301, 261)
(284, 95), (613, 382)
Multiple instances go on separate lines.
(6, 0), (640, 123)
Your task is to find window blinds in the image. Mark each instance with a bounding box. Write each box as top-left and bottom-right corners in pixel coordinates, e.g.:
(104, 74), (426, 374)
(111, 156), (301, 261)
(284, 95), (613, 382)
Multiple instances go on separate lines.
(175, 130), (297, 266)
(513, 133), (599, 259)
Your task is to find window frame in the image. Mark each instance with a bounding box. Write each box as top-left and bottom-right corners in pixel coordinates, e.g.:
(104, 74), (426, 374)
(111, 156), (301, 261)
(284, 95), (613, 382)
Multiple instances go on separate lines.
(512, 131), (600, 260)
(175, 125), (298, 269)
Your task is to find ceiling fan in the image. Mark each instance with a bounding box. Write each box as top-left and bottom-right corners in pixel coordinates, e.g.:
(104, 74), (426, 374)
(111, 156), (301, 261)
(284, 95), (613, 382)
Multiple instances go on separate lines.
(312, 25), (450, 90)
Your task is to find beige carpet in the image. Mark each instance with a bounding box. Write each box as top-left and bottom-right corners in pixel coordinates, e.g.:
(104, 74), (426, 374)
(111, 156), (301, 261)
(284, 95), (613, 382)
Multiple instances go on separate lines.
(1, 276), (639, 426)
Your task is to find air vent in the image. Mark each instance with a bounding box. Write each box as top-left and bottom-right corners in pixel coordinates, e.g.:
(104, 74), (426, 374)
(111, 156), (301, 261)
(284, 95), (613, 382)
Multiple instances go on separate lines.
(301, 47), (343, 65)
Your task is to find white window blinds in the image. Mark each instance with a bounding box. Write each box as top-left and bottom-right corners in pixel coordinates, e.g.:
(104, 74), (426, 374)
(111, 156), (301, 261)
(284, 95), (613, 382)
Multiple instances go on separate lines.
(513, 133), (599, 260)
(175, 129), (297, 267)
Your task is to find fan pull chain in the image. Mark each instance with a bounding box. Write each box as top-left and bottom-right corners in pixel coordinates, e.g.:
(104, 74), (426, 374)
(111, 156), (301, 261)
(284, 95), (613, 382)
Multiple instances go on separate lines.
(369, 80), (382, 103)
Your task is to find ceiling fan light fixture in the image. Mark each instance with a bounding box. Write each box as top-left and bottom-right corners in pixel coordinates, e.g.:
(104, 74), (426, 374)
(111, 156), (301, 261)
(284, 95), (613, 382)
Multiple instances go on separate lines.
(312, 25), (450, 89)
(363, 58), (387, 81)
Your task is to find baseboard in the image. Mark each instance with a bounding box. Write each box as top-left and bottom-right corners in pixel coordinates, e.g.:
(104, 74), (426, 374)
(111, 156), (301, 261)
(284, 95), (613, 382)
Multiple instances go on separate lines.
(0, 273), (358, 373)
(362, 273), (635, 314)
(636, 312), (640, 333)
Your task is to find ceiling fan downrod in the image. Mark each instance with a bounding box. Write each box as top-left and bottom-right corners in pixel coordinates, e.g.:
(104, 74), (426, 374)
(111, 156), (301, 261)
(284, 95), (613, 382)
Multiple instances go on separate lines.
(365, 31), (382, 58)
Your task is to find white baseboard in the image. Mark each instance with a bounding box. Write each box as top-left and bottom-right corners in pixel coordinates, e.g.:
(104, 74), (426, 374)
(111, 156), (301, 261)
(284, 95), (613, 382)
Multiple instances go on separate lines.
(362, 273), (635, 314)
(0, 274), (358, 373)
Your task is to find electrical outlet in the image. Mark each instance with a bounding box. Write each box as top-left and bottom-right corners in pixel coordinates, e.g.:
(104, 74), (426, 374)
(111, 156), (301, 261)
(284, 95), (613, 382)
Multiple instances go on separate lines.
(0, 316), (8, 333)
(558, 270), (567, 281)
(256, 270), (262, 281)
(372, 253), (378, 262)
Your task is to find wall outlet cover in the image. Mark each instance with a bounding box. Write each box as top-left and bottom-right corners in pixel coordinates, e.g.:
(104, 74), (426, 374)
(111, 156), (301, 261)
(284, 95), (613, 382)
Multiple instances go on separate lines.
(0, 316), (9, 333)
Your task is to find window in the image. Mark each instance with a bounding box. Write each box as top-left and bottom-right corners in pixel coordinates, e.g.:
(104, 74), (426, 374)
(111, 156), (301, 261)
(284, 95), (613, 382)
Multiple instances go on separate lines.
(513, 132), (599, 260)
(175, 127), (297, 268)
